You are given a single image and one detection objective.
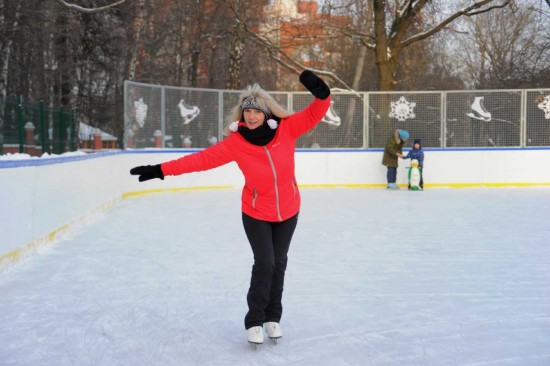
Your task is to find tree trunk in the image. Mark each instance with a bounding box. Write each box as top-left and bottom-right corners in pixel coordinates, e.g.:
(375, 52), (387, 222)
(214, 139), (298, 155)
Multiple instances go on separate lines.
(226, 19), (245, 89)
(0, 3), (22, 101)
(344, 0), (374, 146)
(189, 43), (201, 87)
(127, 0), (146, 81)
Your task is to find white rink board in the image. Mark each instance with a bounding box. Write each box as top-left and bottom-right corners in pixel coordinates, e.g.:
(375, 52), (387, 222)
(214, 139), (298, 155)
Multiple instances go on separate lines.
(1, 148), (550, 262)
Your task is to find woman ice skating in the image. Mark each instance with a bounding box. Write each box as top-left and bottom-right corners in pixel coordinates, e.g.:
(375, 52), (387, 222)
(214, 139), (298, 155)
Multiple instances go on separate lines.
(130, 70), (331, 345)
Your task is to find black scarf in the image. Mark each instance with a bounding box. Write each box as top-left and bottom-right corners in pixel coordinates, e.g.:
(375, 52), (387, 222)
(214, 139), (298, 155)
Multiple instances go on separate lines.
(238, 121), (277, 146)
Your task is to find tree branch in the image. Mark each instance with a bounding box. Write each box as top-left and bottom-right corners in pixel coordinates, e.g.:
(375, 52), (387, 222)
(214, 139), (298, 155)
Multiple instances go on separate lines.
(244, 26), (356, 92)
(55, 0), (127, 13)
(466, 2), (513, 16)
(402, 0), (511, 48)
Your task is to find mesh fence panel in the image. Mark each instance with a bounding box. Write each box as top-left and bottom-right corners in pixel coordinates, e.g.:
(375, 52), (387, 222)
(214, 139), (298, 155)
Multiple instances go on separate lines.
(124, 81), (548, 149)
(164, 87), (220, 148)
(296, 92), (365, 149)
(526, 90), (550, 146)
(369, 92), (442, 148)
(125, 82), (162, 148)
(446, 91), (521, 147)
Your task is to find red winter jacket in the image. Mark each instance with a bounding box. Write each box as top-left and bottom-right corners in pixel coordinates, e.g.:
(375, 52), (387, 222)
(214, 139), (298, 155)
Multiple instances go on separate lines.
(161, 96), (331, 222)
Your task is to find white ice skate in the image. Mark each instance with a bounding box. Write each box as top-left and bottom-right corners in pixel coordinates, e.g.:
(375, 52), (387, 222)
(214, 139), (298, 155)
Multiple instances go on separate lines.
(247, 326), (264, 347)
(264, 322), (283, 342)
(321, 100), (341, 126)
(466, 96), (491, 122)
(178, 99), (200, 125)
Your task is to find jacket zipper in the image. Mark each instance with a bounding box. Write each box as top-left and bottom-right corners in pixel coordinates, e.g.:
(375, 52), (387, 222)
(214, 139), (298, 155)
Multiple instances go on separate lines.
(264, 146), (282, 221)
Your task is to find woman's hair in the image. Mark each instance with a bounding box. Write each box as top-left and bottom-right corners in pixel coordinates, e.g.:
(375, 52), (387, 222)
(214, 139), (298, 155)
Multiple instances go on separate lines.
(224, 84), (291, 135)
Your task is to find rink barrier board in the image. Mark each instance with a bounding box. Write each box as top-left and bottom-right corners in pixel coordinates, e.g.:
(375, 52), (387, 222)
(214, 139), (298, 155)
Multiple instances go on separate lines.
(2, 182), (550, 271)
(0, 197), (121, 272)
(3, 146), (550, 169)
(2, 148), (550, 270)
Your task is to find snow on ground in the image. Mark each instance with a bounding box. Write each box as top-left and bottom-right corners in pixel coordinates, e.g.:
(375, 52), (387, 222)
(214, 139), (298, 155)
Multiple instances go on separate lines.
(1, 188), (549, 366)
(0, 151), (88, 161)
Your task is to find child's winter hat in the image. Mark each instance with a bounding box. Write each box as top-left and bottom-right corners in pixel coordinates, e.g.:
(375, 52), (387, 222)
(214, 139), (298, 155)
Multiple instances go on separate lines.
(414, 138), (421, 145)
(398, 129), (409, 140)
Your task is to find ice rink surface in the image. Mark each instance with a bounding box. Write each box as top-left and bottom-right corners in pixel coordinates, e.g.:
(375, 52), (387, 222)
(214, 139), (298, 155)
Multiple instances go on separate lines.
(1, 188), (550, 366)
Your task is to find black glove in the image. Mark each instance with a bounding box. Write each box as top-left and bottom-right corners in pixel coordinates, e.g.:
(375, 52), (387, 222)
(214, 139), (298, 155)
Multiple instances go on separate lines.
(130, 164), (164, 182)
(299, 70), (330, 100)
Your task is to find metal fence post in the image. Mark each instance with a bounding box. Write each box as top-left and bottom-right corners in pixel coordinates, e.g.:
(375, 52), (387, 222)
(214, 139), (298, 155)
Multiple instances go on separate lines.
(161, 86), (166, 148)
(218, 91), (224, 142)
(123, 80), (128, 149)
(363, 92), (369, 148)
(441, 92), (446, 148)
(17, 95), (24, 153)
(520, 90), (526, 147)
(288, 92), (293, 114)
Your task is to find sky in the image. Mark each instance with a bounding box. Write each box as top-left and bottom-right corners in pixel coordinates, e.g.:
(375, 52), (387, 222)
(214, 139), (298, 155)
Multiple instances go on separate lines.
(1, 187), (550, 366)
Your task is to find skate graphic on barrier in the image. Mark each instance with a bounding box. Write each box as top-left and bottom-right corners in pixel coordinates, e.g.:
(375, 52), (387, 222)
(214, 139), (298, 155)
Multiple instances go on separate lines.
(467, 96), (491, 122)
(178, 99), (201, 125)
(321, 100), (341, 126)
(389, 96), (416, 122)
(537, 95), (550, 119)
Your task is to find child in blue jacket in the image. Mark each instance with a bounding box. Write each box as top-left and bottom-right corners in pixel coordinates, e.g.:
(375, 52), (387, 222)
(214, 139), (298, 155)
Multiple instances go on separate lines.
(403, 139), (424, 189)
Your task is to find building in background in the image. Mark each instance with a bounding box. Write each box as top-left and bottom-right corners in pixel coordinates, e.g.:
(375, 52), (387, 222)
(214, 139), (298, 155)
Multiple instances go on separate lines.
(261, 0), (349, 89)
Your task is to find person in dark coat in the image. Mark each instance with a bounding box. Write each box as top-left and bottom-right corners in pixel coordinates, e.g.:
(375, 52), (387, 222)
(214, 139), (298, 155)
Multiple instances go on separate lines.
(382, 129), (409, 189)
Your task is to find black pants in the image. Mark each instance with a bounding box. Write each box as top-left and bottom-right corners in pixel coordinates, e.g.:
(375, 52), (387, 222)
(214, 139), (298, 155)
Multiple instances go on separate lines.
(242, 212), (298, 329)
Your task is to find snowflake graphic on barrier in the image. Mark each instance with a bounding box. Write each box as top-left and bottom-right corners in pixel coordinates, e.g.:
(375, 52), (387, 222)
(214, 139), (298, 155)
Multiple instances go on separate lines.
(537, 95), (550, 119)
(134, 97), (148, 128)
(389, 96), (416, 121)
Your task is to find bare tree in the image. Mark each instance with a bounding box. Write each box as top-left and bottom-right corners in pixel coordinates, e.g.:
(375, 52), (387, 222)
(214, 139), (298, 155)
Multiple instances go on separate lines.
(233, 1), (514, 92)
(453, 3), (550, 88)
(126, 0), (145, 82)
(224, 0), (268, 89)
(365, 0), (515, 91)
(0, 2), (23, 101)
(226, 16), (247, 89)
